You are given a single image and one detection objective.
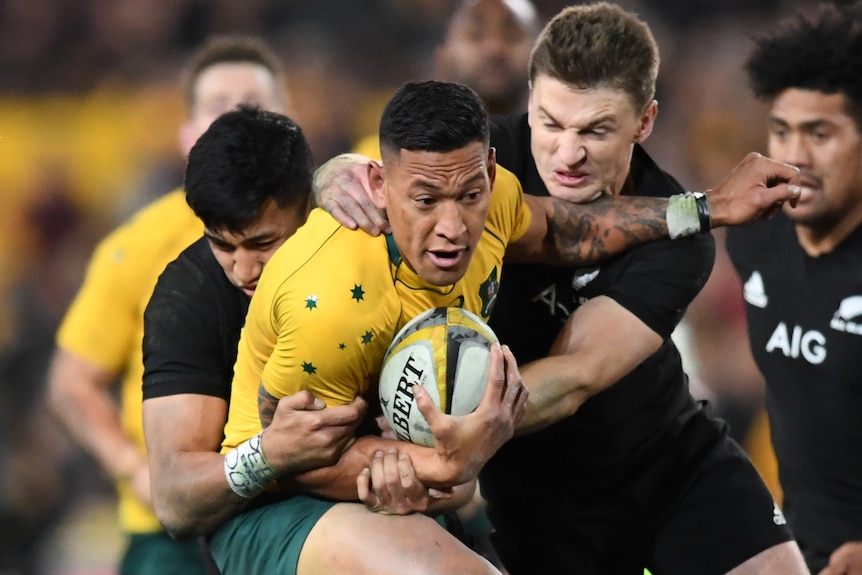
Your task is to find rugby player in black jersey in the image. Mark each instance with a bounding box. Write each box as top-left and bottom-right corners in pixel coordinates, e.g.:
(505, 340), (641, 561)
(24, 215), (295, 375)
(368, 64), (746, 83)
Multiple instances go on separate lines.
(728, 3), (862, 573)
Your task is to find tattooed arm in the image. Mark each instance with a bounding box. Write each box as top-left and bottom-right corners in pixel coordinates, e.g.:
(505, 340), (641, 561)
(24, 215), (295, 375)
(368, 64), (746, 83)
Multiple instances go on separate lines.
(506, 152), (801, 265)
(506, 193), (668, 265)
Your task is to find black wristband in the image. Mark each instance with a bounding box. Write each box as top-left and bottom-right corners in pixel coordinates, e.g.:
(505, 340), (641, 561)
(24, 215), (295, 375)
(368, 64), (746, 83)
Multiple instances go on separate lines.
(692, 192), (711, 232)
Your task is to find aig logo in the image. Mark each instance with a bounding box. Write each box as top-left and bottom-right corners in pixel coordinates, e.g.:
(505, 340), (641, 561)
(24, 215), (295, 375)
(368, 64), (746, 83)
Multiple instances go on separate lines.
(765, 322), (826, 365)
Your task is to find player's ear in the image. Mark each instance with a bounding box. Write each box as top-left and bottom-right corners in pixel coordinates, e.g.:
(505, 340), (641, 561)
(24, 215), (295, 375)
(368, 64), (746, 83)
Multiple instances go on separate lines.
(487, 147), (497, 190)
(368, 160), (386, 209)
(634, 100), (658, 144)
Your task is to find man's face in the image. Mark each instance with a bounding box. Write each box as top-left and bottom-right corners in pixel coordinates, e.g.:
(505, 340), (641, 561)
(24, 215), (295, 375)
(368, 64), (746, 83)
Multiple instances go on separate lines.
(205, 199), (307, 297)
(369, 142), (494, 287)
(767, 88), (862, 230)
(180, 62), (286, 155)
(528, 74), (656, 203)
(436, 0), (534, 114)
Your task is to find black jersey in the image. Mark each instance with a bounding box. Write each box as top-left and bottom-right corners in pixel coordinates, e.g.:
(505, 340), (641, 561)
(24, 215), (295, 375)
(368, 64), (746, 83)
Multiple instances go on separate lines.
(481, 112), (715, 493)
(142, 237), (249, 401)
(727, 215), (862, 571)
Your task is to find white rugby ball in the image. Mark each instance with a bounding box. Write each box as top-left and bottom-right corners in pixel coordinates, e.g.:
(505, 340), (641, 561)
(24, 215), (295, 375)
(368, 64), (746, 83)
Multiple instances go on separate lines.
(378, 307), (499, 446)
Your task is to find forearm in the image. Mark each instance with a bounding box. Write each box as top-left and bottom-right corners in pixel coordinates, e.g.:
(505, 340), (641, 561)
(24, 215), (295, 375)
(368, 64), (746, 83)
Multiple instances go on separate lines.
(516, 300), (663, 434)
(151, 451), (250, 539)
(517, 355), (594, 435)
(284, 435), (387, 500)
(46, 353), (140, 481)
(543, 194), (670, 266)
(287, 434), (465, 498)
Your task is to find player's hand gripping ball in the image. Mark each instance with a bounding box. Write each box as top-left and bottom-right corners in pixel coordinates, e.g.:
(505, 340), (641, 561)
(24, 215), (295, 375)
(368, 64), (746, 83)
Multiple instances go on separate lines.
(378, 307), (499, 446)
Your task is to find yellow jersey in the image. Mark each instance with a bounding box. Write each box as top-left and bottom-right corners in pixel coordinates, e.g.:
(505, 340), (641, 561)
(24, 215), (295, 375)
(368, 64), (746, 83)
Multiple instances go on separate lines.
(56, 189), (203, 533)
(222, 166), (531, 450)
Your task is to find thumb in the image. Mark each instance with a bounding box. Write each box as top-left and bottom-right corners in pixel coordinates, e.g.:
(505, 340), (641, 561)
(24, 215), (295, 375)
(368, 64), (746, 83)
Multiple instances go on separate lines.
(413, 384), (443, 433)
(284, 390), (326, 411)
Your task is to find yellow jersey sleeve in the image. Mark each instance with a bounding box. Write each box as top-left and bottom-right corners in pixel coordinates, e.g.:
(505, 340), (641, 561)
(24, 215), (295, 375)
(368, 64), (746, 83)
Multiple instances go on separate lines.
(488, 165), (531, 247)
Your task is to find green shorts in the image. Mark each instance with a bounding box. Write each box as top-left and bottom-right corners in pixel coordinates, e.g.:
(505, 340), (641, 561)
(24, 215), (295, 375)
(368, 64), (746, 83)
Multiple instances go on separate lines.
(208, 495), (336, 575)
(119, 532), (209, 575)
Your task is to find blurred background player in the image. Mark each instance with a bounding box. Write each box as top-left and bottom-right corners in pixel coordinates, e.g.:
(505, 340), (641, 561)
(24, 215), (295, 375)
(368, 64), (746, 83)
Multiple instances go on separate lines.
(433, 0), (537, 116)
(727, 2), (862, 573)
(352, 0), (539, 160)
(45, 35), (290, 574)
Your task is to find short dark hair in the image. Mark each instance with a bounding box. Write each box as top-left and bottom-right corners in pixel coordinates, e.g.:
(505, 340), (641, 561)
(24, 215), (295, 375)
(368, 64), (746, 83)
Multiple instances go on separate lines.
(182, 35), (286, 111)
(185, 105), (314, 233)
(529, 2), (659, 111)
(745, 2), (862, 128)
(379, 80), (490, 157)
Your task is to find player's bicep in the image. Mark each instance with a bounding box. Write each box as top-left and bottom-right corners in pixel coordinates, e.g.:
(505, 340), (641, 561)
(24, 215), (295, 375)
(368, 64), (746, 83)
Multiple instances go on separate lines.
(143, 394), (227, 481)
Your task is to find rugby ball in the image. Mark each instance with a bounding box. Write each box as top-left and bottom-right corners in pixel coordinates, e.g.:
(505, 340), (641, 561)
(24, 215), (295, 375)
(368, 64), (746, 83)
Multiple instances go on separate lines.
(378, 307), (499, 446)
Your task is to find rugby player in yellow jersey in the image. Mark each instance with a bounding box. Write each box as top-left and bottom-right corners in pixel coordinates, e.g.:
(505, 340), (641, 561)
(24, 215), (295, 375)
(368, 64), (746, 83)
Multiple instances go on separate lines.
(45, 35), (290, 575)
(208, 80), (802, 575)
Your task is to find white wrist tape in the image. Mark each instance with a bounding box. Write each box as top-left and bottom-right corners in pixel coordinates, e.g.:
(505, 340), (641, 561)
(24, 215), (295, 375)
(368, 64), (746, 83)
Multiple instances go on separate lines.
(667, 192), (709, 239)
(224, 432), (278, 499)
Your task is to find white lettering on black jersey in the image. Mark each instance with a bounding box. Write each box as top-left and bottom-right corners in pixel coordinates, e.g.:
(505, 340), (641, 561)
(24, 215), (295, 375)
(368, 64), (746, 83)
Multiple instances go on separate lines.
(764, 322), (827, 364)
(531, 284), (571, 320)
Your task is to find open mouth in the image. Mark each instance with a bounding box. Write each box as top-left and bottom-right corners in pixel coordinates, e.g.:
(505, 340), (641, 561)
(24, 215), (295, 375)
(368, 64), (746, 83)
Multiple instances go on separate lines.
(427, 249), (465, 269)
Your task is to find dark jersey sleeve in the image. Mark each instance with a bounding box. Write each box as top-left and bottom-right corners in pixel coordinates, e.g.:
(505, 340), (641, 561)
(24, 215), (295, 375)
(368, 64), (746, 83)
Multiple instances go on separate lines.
(605, 234), (716, 339)
(142, 239), (241, 401)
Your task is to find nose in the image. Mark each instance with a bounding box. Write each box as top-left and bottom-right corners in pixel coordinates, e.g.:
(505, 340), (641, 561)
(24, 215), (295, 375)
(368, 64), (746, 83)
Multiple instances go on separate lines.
(557, 132), (586, 167)
(480, 31), (509, 57)
(233, 249), (262, 287)
(771, 132), (810, 169)
(434, 201), (468, 241)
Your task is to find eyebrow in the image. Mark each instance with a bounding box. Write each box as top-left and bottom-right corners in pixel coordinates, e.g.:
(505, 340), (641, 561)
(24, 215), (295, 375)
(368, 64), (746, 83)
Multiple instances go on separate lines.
(768, 116), (833, 131)
(536, 105), (617, 129)
(412, 171), (487, 192)
(204, 230), (277, 245)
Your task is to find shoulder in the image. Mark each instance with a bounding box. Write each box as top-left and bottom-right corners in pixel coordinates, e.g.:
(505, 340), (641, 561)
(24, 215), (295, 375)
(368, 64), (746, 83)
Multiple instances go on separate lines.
(264, 208), (378, 281)
(155, 238), (219, 294)
(255, 209), (390, 313)
(92, 189), (201, 269)
(483, 165), (534, 248)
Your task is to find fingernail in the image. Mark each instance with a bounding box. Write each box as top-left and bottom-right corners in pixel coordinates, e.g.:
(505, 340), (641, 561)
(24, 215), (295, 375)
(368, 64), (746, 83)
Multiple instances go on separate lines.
(789, 184), (801, 196)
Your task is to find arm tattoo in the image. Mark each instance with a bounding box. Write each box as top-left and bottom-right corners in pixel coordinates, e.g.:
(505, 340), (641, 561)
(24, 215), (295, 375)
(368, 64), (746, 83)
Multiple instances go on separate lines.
(258, 382), (278, 430)
(546, 195), (669, 266)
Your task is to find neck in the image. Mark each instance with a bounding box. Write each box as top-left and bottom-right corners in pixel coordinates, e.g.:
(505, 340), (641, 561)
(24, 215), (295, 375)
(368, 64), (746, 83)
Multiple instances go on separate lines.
(795, 208), (862, 256)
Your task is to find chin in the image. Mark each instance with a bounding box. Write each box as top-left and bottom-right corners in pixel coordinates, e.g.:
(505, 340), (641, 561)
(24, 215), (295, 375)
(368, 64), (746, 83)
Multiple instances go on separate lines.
(548, 186), (602, 205)
(423, 268), (465, 287)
